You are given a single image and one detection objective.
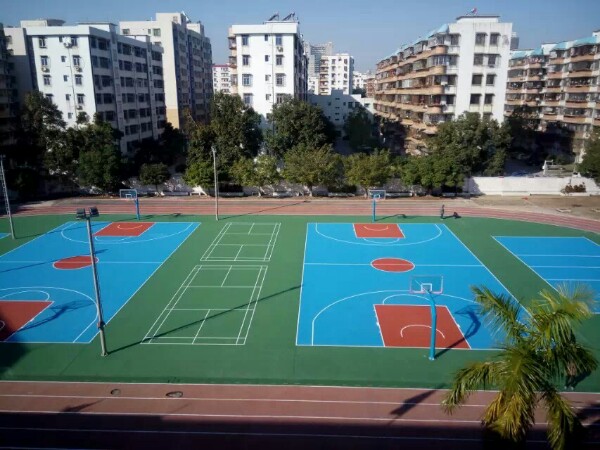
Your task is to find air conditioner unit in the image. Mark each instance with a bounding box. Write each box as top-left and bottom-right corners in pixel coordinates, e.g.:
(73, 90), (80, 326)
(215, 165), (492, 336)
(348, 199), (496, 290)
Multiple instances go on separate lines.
(440, 100), (447, 105)
(488, 64), (495, 68)
(41, 66), (49, 72)
(277, 46), (284, 52)
(440, 81), (448, 86)
(76, 105), (83, 110)
(75, 66), (82, 72)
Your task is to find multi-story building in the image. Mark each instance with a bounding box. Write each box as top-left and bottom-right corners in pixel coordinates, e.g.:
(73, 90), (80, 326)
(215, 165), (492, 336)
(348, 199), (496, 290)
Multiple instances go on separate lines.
(0, 24), (18, 147)
(505, 31), (600, 161)
(120, 12), (213, 127)
(319, 54), (354, 95)
(228, 13), (308, 122)
(310, 89), (375, 133)
(304, 41), (333, 94)
(212, 64), (231, 93)
(353, 71), (366, 91)
(375, 15), (512, 154)
(6, 19), (167, 153)
(365, 73), (376, 98)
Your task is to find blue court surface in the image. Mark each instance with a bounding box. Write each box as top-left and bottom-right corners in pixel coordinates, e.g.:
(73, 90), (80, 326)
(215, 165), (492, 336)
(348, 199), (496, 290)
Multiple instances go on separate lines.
(297, 223), (523, 349)
(495, 236), (600, 310)
(0, 233), (7, 240)
(0, 221), (198, 343)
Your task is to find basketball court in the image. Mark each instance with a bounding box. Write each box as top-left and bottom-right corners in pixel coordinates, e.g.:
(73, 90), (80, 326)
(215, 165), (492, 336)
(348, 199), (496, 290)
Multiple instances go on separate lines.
(0, 220), (198, 343)
(297, 223), (523, 350)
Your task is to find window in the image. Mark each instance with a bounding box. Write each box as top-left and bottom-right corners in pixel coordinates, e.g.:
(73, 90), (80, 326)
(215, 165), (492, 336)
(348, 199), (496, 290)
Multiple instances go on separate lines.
(264, 34), (269, 41)
(483, 113), (492, 121)
(75, 75), (82, 85)
(473, 54), (484, 66)
(470, 94), (481, 105)
(484, 94), (494, 105)
(65, 94), (70, 101)
(475, 33), (486, 46)
(490, 33), (500, 46)
(41, 55), (49, 67)
(241, 35), (249, 46)
(266, 93), (272, 101)
(91, 56), (98, 67)
(486, 74), (496, 85)
(153, 28), (161, 37)
(276, 73), (285, 86)
(122, 28), (130, 35)
(70, 37), (78, 47)
(265, 74), (271, 82)
(90, 37), (97, 48)
(43, 75), (51, 86)
(242, 55), (250, 66)
(275, 35), (282, 46)
(61, 55), (66, 62)
(276, 93), (286, 104)
(450, 34), (460, 46)
(73, 55), (81, 67)
(265, 55), (269, 62)
(67, 112), (73, 119)
(487, 55), (497, 67)
(77, 94), (85, 105)
(38, 37), (46, 48)
(276, 55), (283, 66)
(242, 73), (252, 86)
(243, 93), (253, 106)
(472, 74), (483, 85)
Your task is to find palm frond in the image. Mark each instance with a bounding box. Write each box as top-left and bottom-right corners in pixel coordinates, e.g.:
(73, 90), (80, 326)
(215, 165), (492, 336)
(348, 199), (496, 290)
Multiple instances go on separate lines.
(471, 286), (527, 343)
(487, 390), (537, 443)
(442, 361), (499, 414)
(534, 284), (594, 321)
(542, 387), (580, 450)
(547, 342), (598, 381)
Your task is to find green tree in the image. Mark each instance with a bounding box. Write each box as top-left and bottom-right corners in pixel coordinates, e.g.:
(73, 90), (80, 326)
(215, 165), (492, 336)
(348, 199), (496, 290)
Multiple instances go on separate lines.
(44, 126), (84, 185)
(344, 150), (392, 196)
(443, 285), (597, 450)
(426, 113), (511, 177)
(343, 106), (377, 151)
(183, 158), (213, 190)
(266, 98), (335, 156)
(77, 119), (123, 192)
(139, 163), (170, 193)
(283, 144), (341, 196)
(231, 154), (280, 196)
(579, 130), (600, 182)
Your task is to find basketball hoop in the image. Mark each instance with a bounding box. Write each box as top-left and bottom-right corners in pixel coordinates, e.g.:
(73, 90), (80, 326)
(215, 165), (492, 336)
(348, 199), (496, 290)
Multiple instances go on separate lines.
(409, 275), (444, 361)
(119, 189), (140, 220)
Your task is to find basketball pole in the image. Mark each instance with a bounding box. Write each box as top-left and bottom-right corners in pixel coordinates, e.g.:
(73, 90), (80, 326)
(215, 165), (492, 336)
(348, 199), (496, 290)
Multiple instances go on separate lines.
(372, 195), (376, 223)
(0, 156), (15, 239)
(134, 197), (140, 221)
(212, 146), (219, 221)
(428, 290), (437, 361)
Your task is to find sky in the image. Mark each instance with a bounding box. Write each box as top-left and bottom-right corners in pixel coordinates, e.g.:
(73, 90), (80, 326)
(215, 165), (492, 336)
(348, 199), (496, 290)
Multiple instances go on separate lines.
(3, 0), (600, 72)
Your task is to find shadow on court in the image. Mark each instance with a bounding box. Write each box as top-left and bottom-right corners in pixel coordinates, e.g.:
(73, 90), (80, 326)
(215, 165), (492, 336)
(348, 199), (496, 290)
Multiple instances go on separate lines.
(435, 306), (481, 359)
(388, 386), (443, 420)
(108, 285), (301, 355)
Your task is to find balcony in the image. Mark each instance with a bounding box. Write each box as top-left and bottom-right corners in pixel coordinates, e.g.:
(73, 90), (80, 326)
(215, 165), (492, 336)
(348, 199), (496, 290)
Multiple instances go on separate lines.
(546, 71), (565, 79)
(570, 53), (595, 63)
(562, 114), (591, 124)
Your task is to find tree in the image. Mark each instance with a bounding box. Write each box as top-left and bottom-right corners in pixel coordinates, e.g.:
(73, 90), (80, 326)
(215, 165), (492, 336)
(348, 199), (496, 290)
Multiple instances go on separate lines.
(266, 98), (336, 156)
(77, 119), (123, 192)
(426, 113), (511, 177)
(344, 150), (392, 196)
(231, 154), (280, 196)
(283, 144), (341, 195)
(343, 106), (377, 151)
(443, 285), (597, 450)
(139, 163), (170, 193)
(579, 130), (600, 182)
(44, 126), (84, 185)
(183, 158), (213, 190)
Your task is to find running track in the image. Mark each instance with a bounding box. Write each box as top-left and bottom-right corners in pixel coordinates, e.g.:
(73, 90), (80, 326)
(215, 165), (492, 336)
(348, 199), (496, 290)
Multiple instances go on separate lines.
(2, 198), (600, 448)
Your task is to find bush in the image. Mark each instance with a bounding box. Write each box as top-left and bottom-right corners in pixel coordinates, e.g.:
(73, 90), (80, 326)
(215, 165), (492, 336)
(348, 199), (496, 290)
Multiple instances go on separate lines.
(561, 183), (586, 194)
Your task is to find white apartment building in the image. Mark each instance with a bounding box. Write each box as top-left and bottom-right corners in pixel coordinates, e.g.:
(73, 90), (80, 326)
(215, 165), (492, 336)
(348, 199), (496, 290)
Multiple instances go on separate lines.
(319, 54), (354, 95)
(375, 15), (512, 153)
(6, 19), (166, 153)
(353, 71), (372, 91)
(228, 13), (308, 122)
(310, 90), (375, 132)
(212, 64), (231, 93)
(120, 12), (213, 127)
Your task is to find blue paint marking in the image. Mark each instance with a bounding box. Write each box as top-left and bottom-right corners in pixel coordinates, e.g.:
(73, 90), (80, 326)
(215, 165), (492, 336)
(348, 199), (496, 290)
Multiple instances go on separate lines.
(297, 223), (521, 349)
(0, 233), (8, 240)
(495, 236), (600, 309)
(0, 221), (199, 343)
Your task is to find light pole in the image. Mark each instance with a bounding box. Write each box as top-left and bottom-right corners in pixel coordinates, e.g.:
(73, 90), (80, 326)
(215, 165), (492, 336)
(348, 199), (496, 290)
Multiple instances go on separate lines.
(0, 155), (15, 239)
(211, 146), (219, 221)
(76, 207), (108, 356)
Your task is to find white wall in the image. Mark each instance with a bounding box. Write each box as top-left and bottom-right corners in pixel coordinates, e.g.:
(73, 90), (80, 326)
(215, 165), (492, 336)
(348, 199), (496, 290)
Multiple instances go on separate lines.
(467, 176), (600, 196)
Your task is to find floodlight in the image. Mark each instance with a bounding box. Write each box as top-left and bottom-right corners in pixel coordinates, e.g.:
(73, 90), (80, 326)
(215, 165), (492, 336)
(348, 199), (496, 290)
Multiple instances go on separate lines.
(76, 208), (86, 219)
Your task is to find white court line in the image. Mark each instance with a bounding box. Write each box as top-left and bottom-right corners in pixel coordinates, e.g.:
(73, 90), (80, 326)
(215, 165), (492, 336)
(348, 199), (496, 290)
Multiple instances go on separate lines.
(221, 266), (233, 286)
(314, 223), (443, 247)
(400, 324), (446, 339)
(235, 265), (266, 344)
(200, 223), (232, 261)
(304, 263), (481, 267)
(530, 265), (600, 269)
(191, 309), (211, 344)
(546, 278), (600, 282)
(264, 223), (281, 261)
(238, 266), (268, 344)
(295, 224), (310, 346)
(516, 254), (600, 258)
(186, 286), (255, 289)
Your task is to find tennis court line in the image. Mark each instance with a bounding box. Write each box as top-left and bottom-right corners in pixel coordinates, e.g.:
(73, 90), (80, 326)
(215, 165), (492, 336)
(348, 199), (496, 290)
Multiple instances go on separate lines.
(200, 222), (281, 262)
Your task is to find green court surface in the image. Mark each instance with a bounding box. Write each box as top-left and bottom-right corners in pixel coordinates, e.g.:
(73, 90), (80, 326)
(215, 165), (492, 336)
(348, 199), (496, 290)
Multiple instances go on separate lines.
(0, 213), (599, 391)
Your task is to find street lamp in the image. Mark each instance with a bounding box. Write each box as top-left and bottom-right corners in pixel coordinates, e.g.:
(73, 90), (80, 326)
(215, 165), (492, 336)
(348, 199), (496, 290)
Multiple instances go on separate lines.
(0, 155), (15, 239)
(211, 146), (219, 221)
(76, 206), (108, 356)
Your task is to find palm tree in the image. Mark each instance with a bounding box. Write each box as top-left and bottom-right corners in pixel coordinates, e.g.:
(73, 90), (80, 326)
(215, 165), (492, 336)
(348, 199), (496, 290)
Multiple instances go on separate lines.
(442, 284), (597, 450)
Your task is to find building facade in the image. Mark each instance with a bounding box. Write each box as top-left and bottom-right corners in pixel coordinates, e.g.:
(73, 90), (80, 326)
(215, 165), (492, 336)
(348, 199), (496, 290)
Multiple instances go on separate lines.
(228, 14), (308, 122)
(319, 54), (354, 95)
(120, 12), (213, 127)
(304, 41), (333, 94)
(0, 24), (18, 147)
(6, 19), (167, 153)
(375, 15), (512, 154)
(212, 64), (231, 93)
(309, 90), (375, 133)
(505, 32), (600, 161)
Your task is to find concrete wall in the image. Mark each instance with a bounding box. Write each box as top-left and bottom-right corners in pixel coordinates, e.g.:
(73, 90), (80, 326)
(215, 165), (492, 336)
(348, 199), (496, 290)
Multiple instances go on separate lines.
(467, 176), (600, 196)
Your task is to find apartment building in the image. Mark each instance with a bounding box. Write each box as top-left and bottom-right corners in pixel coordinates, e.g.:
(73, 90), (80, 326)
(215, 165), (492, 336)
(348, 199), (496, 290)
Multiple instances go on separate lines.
(304, 41), (333, 94)
(6, 19), (166, 153)
(375, 15), (512, 154)
(353, 71), (366, 91)
(365, 74), (376, 98)
(0, 24), (18, 146)
(228, 13), (308, 121)
(310, 89), (375, 133)
(120, 12), (213, 127)
(505, 31), (600, 161)
(319, 54), (354, 95)
(212, 64), (231, 93)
